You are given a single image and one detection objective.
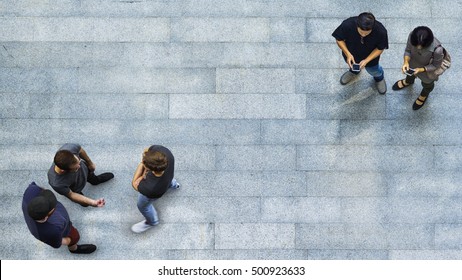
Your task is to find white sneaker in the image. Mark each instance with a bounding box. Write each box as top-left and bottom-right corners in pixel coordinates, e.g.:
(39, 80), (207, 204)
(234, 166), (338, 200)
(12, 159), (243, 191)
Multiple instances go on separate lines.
(131, 220), (158, 233)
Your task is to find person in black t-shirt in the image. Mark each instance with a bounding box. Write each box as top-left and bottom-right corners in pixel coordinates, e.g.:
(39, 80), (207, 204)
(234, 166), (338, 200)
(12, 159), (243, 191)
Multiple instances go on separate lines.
(22, 182), (96, 254)
(332, 12), (389, 94)
(130, 145), (180, 233)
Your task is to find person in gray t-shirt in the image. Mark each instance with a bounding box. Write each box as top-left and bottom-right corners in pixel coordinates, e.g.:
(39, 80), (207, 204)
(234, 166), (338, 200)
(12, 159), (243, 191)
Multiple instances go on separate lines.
(392, 26), (446, 110)
(47, 143), (114, 207)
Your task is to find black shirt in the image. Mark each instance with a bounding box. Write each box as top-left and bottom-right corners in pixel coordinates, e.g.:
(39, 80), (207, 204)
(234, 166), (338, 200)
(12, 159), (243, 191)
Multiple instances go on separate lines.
(332, 16), (388, 67)
(138, 145), (175, 199)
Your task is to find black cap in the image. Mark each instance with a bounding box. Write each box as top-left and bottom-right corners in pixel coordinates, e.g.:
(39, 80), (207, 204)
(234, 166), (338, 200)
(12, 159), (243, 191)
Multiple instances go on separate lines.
(27, 190), (57, 220)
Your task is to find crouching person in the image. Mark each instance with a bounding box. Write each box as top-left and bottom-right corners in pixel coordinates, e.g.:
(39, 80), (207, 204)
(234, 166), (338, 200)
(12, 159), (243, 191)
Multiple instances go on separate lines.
(22, 182), (96, 254)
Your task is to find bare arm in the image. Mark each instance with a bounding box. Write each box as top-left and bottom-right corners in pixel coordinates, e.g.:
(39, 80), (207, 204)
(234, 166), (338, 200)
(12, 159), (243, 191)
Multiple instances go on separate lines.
(132, 162), (146, 191)
(79, 147), (95, 172)
(67, 190), (105, 207)
(402, 55), (411, 73)
(359, 48), (384, 69)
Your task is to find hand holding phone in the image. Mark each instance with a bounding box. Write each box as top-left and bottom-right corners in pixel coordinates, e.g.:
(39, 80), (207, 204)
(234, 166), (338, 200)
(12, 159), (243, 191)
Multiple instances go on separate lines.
(352, 63), (361, 72)
(405, 68), (415, 76)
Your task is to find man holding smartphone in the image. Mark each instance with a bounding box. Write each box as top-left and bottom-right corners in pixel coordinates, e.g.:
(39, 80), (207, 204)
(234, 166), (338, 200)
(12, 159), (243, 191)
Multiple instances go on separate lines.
(332, 12), (389, 94)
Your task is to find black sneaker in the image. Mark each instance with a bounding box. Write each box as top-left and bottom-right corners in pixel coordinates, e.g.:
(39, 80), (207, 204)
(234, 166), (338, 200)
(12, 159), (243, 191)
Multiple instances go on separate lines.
(70, 244), (97, 254)
(97, 172), (114, 184)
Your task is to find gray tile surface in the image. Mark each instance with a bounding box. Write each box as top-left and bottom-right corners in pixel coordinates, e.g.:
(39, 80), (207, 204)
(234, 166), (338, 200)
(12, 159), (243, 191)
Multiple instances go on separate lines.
(2, 0), (462, 260)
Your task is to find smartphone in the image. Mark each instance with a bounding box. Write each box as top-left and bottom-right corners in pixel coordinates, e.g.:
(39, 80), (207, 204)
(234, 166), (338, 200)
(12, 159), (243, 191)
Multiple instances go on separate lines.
(406, 68), (415, 76)
(352, 63), (360, 72)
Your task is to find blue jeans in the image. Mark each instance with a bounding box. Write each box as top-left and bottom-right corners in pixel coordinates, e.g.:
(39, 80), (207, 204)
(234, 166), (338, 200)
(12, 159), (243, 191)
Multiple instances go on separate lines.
(351, 64), (384, 82)
(137, 178), (178, 225)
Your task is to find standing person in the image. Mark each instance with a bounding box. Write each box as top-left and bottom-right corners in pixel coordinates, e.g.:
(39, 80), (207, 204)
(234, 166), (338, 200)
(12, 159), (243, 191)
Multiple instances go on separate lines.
(48, 143), (114, 207)
(332, 12), (389, 94)
(392, 26), (445, 110)
(22, 182), (97, 254)
(131, 145), (180, 233)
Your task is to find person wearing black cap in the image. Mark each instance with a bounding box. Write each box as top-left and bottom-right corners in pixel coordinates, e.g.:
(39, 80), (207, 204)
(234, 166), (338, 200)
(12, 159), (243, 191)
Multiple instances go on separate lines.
(332, 12), (389, 94)
(22, 182), (96, 254)
(48, 143), (114, 207)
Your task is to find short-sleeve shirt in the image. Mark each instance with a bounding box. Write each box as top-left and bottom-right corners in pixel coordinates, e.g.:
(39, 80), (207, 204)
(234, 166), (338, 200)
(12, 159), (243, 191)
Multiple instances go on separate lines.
(138, 145), (175, 199)
(22, 182), (72, 249)
(332, 16), (389, 67)
(47, 143), (89, 196)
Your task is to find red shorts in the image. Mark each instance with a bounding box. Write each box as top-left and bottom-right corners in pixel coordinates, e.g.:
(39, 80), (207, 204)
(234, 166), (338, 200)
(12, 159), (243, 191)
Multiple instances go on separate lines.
(67, 225), (80, 247)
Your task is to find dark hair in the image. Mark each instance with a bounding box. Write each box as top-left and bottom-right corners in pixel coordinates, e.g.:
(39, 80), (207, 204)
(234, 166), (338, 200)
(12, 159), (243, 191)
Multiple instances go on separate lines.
(143, 150), (168, 172)
(54, 150), (78, 170)
(410, 26), (434, 48)
(357, 12), (375, 31)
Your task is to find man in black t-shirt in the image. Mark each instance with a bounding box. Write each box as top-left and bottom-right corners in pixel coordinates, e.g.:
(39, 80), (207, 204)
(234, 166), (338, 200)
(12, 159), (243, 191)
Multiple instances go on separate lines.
(130, 145), (180, 233)
(332, 12), (389, 94)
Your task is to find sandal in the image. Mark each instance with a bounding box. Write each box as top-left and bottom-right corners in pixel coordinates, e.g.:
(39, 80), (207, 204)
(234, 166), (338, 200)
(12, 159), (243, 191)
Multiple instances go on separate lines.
(392, 79), (411, 91)
(412, 95), (427, 110)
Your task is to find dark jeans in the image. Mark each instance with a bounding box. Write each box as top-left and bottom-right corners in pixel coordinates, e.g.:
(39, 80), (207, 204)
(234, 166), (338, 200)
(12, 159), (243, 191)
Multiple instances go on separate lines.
(405, 75), (435, 97)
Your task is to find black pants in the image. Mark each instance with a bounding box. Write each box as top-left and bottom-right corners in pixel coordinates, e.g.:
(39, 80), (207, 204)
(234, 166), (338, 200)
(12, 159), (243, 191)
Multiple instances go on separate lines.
(87, 172), (100, 185)
(405, 75), (435, 97)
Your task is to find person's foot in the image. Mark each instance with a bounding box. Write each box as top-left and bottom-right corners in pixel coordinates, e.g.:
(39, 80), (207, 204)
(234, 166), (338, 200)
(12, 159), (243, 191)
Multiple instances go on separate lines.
(392, 79), (411, 91)
(412, 95), (428, 110)
(376, 79), (387, 94)
(340, 71), (358, 85)
(96, 172), (114, 184)
(131, 220), (159, 233)
(170, 179), (180, 189)
(69, 244), (97, 254)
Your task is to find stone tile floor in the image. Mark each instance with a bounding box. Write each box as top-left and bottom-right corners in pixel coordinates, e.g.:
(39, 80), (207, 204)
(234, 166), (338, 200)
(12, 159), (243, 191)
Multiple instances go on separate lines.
(1, 0), (462, 259)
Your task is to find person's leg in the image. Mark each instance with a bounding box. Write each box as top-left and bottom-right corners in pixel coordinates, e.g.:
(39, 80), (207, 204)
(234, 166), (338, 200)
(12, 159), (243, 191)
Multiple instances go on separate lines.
(67, 225), (80, 251)
(413, 81), (435, 110)
(67, 225), (96, 254)
(87, 172), (99, 185)
(366, 64), (387, 94)
(365, 64), (384, 81)
(87, 171), (114, 185)
(420, 81), (435, 98)
(405, 74), (416, 85)
(136, 194), (159, 225)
